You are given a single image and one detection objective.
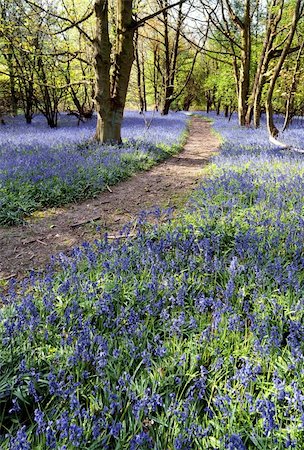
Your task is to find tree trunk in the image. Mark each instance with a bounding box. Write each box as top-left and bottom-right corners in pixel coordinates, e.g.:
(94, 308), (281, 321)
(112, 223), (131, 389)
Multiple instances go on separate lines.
(246, 0), (284, 127)
(94, 0), (135, 143)
(225, 0), (251, 126)
(160, 0), (183, 115)
(94, 0), (112, 142)
(25, 80), (34, 124)
(238, 17), (251, 126)
(206, 95), (212, 113)
(162, 86), (174, 115)
(161, 0), (171, 115)
(216, 100), (221, 115)
(7, 53), (18, 116)
(282, 41), (304, 131)
(265, 0), (301, 137)
(153, 46), (160, 111)
(134, 28), (144, 113)
(142, 52), (147, 112)
(47, 114), (58, 128)
(253, 80), (265, 128)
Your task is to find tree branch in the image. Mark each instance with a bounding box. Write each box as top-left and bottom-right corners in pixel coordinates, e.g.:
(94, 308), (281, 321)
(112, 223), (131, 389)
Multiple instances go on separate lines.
(132, 0), (188, 29)
(23, 0), (94, 42)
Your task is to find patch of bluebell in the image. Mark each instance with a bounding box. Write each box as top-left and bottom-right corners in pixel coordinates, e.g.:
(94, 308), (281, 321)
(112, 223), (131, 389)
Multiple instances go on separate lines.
(0, 112), (187, 225)
(1, 114), (304, 448)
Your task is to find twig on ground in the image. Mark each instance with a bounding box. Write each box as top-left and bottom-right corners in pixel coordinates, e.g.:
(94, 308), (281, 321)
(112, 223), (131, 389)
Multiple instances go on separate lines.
(70, 215), (101, 228)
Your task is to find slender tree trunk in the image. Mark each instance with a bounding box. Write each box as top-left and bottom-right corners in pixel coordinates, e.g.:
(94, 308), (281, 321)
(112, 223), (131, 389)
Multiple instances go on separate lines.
(238, 13), (251, 125)
(246, 0), (284, 127)
(225, 0), (251, 126)
(228, 106), (234, 121)
(134, 28), (144, 113)
(153, 46), (160, 111)
(161, 0), (183, 115)
(7, 53), (18, 116)
(161, 1), (171, 115)
(142, 51), (147, 112)
(25, 80), (34, 124)
(253, 78), (266, 128)
(266, 0), (301, 137)
(206, 94), (212, 113)
(283, 41), (304, 131)
(216, 100), (221, 115)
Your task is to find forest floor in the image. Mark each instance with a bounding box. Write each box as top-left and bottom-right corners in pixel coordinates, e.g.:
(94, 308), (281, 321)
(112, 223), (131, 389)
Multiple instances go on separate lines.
(0, 118), (219, 281)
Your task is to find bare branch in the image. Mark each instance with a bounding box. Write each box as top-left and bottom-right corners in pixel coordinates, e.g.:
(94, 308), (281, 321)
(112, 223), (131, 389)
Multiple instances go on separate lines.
(23, 0), (94, 42)
(132, 0), (188, 29)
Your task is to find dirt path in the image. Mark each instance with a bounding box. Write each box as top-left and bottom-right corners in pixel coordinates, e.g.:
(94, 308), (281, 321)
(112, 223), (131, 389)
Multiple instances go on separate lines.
(0, 118), (219, 281)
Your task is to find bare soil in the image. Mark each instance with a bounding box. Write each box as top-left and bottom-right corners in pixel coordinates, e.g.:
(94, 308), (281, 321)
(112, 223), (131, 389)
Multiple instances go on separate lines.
(0, 118), (219, 281)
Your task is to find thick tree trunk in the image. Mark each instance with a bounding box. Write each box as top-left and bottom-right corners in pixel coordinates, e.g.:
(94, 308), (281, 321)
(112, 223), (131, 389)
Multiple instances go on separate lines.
(96, 109), (123, 142)
(94, 0), (112, 142)
(94, 0), (135, 143)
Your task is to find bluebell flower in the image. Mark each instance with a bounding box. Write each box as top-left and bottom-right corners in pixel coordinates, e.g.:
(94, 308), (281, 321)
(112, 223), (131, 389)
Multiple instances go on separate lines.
(9, 427), (30, 450)
(34, 409), (46, 434)
(130, 432), (153, 450)
(256, 398), (278, 435)
(225, 433), (246, 450)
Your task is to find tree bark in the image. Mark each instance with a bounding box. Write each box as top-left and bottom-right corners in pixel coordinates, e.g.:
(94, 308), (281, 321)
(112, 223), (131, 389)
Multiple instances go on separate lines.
(265, 0), (302, 137)
(246, 0), (284, 127)
(142, 51), (147, 112)
(282, 41), (304, 131)
(153, 45), (160, 111)
(134, 28), (145, 113)
(234, 1), (251, 126)
(24, 79), (34, 124)
(216, 99), (221, 115)
(161, 0), (183, 115)
(94, 0), (114, 142)
(223, 0), (251, 126)
(94, 0), (135, 143)
(7, 52), (18, 116)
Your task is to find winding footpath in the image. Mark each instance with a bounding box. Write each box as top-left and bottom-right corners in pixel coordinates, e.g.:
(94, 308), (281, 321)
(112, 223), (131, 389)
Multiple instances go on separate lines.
(0, 118), (219, 281)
